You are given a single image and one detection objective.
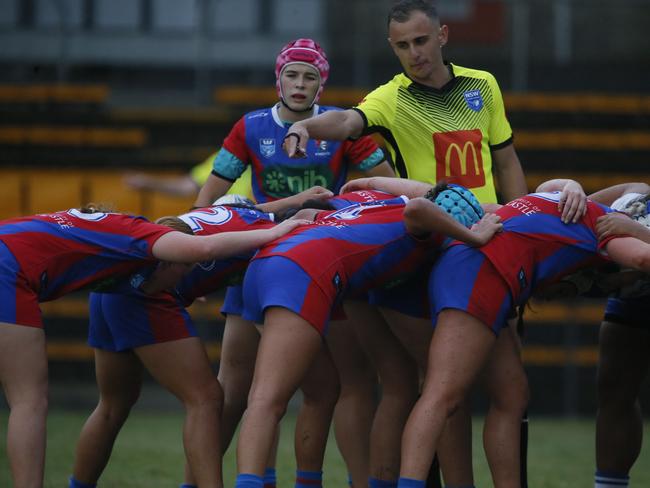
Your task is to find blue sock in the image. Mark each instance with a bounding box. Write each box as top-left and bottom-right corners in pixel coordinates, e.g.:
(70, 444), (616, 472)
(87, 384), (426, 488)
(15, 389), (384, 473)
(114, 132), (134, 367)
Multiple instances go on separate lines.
(180, 485), (198, 488)
(370, 477), (398, 488)
(68, 477), (97, 488)
(295, 470), (323, 488)
(397, 478), (425, 488)
(236, 473), (264, 488)
(263, 467), (277, 488)
(595, 470), (629, 488)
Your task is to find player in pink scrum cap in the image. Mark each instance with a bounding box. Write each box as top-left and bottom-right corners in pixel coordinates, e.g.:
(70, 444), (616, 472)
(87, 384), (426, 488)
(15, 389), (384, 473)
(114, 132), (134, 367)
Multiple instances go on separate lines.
(275, 38), (331, 111)
(193, 38), (397, 487)
(195, 38), (394, 205)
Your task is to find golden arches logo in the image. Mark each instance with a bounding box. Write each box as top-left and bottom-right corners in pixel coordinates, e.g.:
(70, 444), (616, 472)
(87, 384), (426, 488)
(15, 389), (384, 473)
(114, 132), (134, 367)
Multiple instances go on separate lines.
(444, 141), (480, 177)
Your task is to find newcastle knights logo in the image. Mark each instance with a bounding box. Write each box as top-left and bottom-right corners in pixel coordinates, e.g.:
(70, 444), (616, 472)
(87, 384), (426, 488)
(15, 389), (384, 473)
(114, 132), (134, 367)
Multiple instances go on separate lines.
(463, 90), (484, 112)
(260, 138), (276, 158)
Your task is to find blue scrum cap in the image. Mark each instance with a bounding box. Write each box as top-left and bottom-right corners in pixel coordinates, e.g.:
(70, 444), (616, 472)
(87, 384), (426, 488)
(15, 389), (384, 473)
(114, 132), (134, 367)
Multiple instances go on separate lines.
(425, 183), (484, 228)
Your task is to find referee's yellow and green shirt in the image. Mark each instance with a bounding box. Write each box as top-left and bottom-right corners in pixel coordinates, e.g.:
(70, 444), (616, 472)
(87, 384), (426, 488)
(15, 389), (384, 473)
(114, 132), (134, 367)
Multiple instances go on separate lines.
(354, 63), (513, 204)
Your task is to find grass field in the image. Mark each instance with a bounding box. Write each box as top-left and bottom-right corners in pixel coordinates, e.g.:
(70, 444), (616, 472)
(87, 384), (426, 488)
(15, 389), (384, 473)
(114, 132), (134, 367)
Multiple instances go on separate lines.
(1, 409), (649, 487)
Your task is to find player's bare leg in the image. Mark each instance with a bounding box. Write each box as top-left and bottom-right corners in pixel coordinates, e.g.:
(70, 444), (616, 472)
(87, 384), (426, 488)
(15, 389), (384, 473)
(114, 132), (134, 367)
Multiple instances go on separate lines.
(399, 310), (496, 483)
(295, 344), (340, 473)
(71, 349), (143, 484)
(480, 326), (529, 488)
(382, 309), (474, 486)
(0, 322), (48, 488)
(381, 309), (431, 370)
(237, 307), (322, 476)
(596, 321), (650, 478)
(350, 304), (418, 484)
(435, 400), (474, 487)
(217, 314), (280, 485)
(327, 305), (378, 487)
(137, 337), (224, 488)
(218, 314), (260, 451)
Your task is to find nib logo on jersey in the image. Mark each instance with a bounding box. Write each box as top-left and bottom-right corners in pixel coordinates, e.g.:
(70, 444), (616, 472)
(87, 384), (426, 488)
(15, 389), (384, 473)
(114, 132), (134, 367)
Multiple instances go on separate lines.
(262, 165), (333, 198)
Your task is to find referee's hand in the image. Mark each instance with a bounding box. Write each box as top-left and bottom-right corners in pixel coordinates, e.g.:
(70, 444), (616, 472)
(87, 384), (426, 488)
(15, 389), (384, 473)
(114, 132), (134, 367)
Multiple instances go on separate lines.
(283, 124), (308, 158)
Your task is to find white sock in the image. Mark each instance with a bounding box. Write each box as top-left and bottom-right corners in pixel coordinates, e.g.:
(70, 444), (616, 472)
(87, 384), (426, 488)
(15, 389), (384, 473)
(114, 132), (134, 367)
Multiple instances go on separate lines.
(595, 470), (629, 488)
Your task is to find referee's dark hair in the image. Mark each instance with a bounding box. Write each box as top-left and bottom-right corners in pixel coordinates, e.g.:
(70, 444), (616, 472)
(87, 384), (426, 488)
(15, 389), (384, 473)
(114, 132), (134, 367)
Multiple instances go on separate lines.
(388, 0), (439, 26)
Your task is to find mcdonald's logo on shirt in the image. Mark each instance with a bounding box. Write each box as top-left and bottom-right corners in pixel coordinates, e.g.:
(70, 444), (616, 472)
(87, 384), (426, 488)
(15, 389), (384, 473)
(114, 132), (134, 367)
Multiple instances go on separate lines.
(433, 129), (485, 189)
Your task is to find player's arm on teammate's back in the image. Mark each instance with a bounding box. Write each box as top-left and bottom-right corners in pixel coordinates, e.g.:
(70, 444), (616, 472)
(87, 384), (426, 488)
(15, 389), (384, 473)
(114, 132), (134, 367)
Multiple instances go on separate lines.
(403, 197), (501, 246)
(340, 176), (432, 198)
(535, 178), (588, 223)
(604, 236), (650, 273)
(151, 219), (307, 263)
(255, 186), (334, 214)
(535, 178), (580, 193)
(283, 109), (364, 158)
(588, 182), (650, 206)
(597, 213), (650, 243)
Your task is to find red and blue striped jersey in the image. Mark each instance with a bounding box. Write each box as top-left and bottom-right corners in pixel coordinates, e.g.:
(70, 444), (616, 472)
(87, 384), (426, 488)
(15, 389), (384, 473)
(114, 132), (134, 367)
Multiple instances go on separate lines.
(477, 191), (619, 303)
(255, 197), (443, 294)
(175, 205), (275, 304)
(328, 189), (401, 209)
(0, 209), (173, 301)
(216, 104), (384, 202)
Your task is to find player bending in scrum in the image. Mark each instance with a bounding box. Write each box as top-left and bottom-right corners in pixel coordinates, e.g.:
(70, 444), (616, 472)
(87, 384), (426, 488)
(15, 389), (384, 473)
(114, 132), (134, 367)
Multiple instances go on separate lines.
(0, 204), (304, 488)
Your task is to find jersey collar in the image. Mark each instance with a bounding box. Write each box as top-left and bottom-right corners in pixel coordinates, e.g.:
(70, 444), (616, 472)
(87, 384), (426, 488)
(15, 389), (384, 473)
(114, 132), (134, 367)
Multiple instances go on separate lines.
(405, 61), (458, 94)
(271, 103), (320, 128)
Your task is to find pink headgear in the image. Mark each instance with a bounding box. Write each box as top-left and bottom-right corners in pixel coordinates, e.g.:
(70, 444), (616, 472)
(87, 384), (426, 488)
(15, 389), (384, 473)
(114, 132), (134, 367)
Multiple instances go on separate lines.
(275, 38), (330, 108)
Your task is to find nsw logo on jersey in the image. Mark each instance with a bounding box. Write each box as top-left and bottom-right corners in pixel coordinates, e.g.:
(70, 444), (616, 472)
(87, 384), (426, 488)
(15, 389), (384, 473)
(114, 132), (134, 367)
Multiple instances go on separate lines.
(463, 90), (484, 112)
(259, 138), (276, 158)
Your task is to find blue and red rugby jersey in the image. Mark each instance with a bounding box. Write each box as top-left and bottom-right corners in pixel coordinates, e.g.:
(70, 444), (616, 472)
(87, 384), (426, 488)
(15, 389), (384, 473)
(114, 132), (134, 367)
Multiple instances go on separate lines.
(328, 189), (399, 209)
(87, 204), (275, 348)
(0, 209), (174, 302)
(475, 191), (620, 304)
(174, 205), (275, 305)
(175, 193), (413, 307)
(253, 196), (444, 296)
(214, 104), (385, 202)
